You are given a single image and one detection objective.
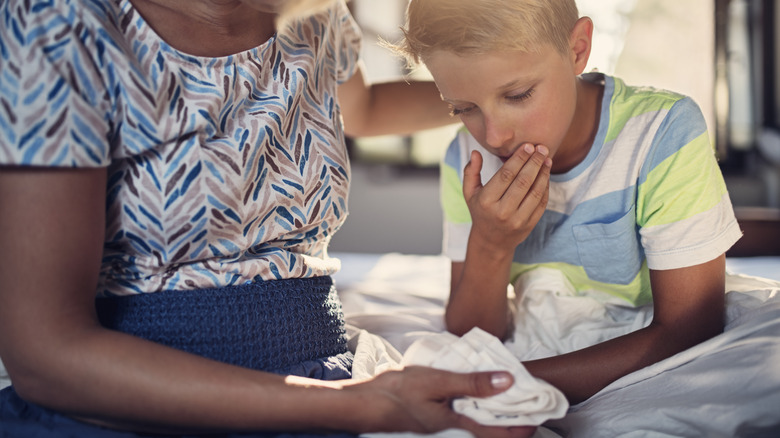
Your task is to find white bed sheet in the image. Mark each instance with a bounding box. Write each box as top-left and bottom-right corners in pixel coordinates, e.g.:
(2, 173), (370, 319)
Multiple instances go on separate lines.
(335, 253), (780, 438)
(335, 253), (780, 350)
(726, 256), (780, 282)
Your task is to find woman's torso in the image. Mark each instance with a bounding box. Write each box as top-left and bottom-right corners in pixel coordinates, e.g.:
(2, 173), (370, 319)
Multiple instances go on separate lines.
(0, 0), (362, 296)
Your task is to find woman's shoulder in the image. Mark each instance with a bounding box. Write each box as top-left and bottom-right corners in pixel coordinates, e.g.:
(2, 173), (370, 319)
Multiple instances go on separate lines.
(1, 0), (125, 45)
(0, 0), (130, 167)
(1, 0), (132, 76)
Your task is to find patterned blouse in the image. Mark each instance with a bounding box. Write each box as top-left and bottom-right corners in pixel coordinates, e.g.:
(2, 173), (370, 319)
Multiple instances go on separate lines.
(0, 0), (361, 296)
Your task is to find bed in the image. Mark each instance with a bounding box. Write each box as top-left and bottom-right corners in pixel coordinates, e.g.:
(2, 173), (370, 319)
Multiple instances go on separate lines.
(335, 252), (780, 438)
(1, 254), (778, 437)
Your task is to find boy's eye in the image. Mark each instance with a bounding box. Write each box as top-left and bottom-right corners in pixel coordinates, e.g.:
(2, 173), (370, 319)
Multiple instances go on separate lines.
(507, 88), (534, 103)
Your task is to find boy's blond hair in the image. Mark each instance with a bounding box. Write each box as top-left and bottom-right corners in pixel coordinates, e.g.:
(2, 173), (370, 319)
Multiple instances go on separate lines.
(394, 0), (579, 65)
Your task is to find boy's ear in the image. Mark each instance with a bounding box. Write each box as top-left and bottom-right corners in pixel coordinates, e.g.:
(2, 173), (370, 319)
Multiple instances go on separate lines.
(569, 17), (594, 75)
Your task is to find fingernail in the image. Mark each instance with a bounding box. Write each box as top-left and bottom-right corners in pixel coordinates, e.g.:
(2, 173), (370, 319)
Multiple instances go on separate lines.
(545, 158), (552, 167)
(490, 372), (513, 389)
(537, 145), (549, 156)
(523, 144), (534, 154)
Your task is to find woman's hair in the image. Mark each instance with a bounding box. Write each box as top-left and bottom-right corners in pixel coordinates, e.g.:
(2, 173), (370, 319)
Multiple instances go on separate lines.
(392, 0), (579, 66)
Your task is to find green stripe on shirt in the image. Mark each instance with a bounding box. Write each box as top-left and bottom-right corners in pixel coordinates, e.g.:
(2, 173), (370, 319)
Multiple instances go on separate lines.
(637, 132), (728, 228)
(510, 261), (653, 306)
(606, 80), (680, 144)
(441, 162), (471, 224)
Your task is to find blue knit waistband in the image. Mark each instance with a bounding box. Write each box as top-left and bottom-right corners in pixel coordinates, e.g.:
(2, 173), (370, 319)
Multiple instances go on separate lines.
(95, 276), (349, 374)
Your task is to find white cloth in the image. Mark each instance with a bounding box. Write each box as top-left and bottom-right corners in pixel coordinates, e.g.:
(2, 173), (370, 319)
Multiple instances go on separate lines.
(338, 253), (451, 354)
(401, 328), (569, 427)
(348, 324), (404, 381)
(0, 359), (9, 390)
(506, 267), (654, 361)
(510, 269), (780, 437)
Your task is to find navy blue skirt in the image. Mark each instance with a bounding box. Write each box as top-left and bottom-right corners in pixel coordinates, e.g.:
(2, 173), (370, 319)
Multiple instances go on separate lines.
(0, 276), (356, 438)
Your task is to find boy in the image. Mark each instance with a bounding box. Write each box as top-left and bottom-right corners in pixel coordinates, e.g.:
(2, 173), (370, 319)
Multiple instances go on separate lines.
(393, 0), (742, 405)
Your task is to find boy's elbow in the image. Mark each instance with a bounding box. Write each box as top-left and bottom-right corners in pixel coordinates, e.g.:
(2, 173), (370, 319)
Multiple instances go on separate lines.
(445, 321), (469, 337)
(445, 314), (508, 340)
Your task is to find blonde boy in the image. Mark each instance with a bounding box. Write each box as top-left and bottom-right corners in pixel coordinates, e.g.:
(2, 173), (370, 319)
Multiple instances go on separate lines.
(395, 0), (742, 405)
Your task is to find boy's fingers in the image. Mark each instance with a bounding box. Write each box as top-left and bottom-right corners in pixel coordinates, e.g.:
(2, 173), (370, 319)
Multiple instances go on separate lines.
(501, 145), (549, 208)
(497, 144), (535, 185)
(514, 152), (551, 216)
(462, 150), (484, 202)
(481, 143), (535, 202)
(522, 159), (551, 226)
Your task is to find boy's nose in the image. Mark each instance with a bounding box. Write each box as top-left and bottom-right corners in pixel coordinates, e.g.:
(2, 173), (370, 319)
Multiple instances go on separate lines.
(483, 115), (514, 150)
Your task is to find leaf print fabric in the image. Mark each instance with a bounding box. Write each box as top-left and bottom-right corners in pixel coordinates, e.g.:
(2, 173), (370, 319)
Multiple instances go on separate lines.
(0, 0), (361, 296)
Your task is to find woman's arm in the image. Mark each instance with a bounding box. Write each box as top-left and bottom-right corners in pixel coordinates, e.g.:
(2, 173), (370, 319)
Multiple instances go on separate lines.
(446, 145), (551, 338)
(523, 256), (726, 404)
(0, 167), (321, 433)
(337, 63), (456, 138)
(0, 166), (533, 437)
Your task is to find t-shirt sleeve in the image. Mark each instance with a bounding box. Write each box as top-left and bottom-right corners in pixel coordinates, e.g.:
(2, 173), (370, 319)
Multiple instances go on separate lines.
(636, 97), (742, 270)
(333, 0), (362, 85)
(440, 130), (473, 261)
(0, 4), (111, 167)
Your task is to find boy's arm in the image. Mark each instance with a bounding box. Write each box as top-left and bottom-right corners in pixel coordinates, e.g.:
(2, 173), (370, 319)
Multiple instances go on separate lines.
(518, 96), (735, 404)
(523, 256), (726, 404)
(446, 145), (551, 338)
(445, 141), (726, 405)
(337, 63), (455, 138)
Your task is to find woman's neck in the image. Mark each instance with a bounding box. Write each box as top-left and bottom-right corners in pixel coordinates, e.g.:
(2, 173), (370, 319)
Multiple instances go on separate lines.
(128, 0), (277, 57)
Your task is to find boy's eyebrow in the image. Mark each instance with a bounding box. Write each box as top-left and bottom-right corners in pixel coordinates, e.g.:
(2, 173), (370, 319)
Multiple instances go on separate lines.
(497, 78), (533, 92)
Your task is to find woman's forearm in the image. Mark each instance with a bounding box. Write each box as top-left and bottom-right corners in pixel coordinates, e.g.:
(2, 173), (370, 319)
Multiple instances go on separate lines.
(338, 66), (455, 138)
(10, 324), (362, 435)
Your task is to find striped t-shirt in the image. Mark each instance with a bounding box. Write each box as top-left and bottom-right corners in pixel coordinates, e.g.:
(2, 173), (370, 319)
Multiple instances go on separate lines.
(441, 73), (742, 306)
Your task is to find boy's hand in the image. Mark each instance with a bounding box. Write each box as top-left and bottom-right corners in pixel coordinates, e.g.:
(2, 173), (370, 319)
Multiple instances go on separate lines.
(463, 144), (551, 252)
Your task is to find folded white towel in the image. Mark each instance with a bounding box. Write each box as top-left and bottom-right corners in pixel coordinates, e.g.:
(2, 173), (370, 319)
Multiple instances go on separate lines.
(402, 327), (568, 426)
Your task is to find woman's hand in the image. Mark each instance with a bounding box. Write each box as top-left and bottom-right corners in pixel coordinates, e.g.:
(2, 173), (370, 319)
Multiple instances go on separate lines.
(463, 144), (551, 254)
(344, 366), (537, 438)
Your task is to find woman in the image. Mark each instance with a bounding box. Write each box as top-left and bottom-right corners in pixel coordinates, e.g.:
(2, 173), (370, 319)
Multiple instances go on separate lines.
(0, 0), (535, 436)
